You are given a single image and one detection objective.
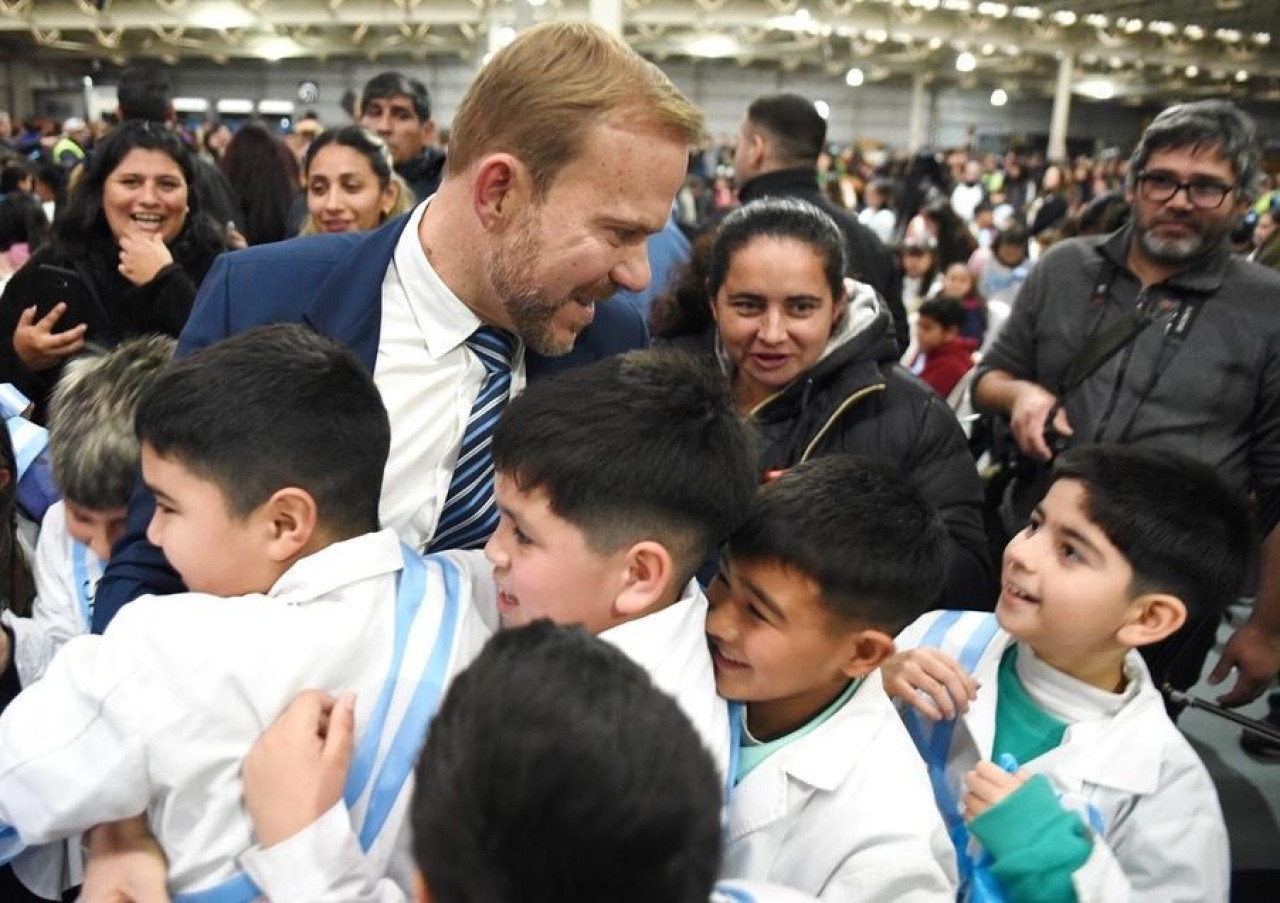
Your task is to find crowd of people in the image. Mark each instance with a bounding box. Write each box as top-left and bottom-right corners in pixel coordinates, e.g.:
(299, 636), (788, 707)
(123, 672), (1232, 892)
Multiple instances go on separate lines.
(0, 21), (1276, 903)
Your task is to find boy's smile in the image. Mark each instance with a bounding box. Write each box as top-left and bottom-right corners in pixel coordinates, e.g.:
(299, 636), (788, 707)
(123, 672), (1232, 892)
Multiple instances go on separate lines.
(997, 479), (1143, 690)
(705, 555), (866, 740)
(484, 473), (631, 636)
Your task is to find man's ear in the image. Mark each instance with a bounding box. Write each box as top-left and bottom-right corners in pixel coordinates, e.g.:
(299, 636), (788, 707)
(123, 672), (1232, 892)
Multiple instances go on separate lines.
(1116, 593), (1187, 648)
(839, 628), (896, 679)
(414, 872), (433, 903)
(422, 119), (438, 146)
(260, 487), (319, 563)
(472, 153), (529, 232)
(614, 540), (675, 618)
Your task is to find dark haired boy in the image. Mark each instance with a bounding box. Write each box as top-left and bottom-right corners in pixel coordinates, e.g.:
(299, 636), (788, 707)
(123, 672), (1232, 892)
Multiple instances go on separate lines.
(228, 349), (759, 900)
(709, 456), (956, 899)
(0, 325), (493, 899)
(908, 296), (977, 400)
(884, 445), (1248, 901)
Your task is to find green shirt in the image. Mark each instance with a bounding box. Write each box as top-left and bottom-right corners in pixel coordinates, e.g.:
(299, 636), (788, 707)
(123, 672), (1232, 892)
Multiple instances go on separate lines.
(736, 678), (861, 785)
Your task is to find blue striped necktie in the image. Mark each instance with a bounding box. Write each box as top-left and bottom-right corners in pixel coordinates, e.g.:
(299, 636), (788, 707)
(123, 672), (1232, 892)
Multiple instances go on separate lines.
(427, 326), (517, 552)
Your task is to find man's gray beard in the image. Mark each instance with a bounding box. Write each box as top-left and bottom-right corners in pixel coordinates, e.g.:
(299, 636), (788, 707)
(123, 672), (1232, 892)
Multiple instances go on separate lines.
(1133, 217), (1232, 267)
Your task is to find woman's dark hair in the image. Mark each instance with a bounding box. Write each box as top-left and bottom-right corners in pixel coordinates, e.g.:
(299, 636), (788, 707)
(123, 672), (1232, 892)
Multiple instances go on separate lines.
(0, 163), (31, 195)
(0, 192), (48, 252)
(219, 121), (300, 245)
(648, 231), (716, 340)
(707, 198), (845, 301)
(53, 120), (224, 284)
(302, 125), (394, 187)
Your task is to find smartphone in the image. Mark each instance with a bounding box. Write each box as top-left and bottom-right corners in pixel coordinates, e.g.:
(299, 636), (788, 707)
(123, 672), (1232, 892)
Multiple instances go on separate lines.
(31, 264), (97, 333)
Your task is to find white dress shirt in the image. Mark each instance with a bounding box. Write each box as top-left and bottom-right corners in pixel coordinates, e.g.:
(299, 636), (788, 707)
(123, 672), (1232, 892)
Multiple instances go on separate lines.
(374, 202), (525, 551)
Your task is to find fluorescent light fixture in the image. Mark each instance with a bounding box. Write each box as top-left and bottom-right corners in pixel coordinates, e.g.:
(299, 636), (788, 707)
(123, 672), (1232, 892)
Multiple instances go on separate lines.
(1074, 79), (1115, 100)
(1123, 18), (1144, 35)
(1052, 10), (1076, 27)
(495, 25), (518, 48)
(1085, 14), (1108, 28)
(956, 51), (976, 72)
(813, 100), (830, 120)
(1253, 32), (1271, 46)
(928, 36), (944, 50)
(942, 0), (971, 11)
(189, 2), (257, 30)
(981, 43), (995, 55)
(686, 34), (737, 58)
(172, 96), (209, 113)
(257, 99), (295, 115)
(1236, 70), (1250, 82)
(1185, 64), (1199, 78)
(865, 28), (888, 43)
(257, 37), (300, 61)
(845, 67), (864, 86)
(977, 2), (1008, 17)
(1214, 28), (1242, 43)
(1012, 6), (1040, 20)
(990, 88), (1008, 106)
(1184, 25), (1205, 40)
(215, 98), (255, 114)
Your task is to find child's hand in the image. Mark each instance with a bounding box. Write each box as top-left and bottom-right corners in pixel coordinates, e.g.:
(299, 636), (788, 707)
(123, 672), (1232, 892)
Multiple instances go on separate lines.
(880, 648), (978, 719)
(81, 815), (169, 902)
(962, 760), (1031, 821)
(242, 689), (356, 847)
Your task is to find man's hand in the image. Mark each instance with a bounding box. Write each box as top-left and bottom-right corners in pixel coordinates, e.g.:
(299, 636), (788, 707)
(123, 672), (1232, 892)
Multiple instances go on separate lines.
(881, 648), (978, 720)
(243, 690), (355, 847)
(12, 304), (86, 371)
(81, 815), (169, 903)
(1208, 618), (1280, 707)
(963, 760), (1031, 821)
(1009, 383), (1072, 462)
(118, 233), (174, 286)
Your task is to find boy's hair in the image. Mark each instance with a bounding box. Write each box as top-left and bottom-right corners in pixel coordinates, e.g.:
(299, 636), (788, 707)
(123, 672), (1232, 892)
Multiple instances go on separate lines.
(994, 223), (1029, 251)
(727, 456), (948, 634)
(1052, 445), (1254, 623)
(745, 93), (826, 166)
(48, 335), (176, 510)
(411, 620), (722, 903)
(917, 296), (965, 331)
(116, 65), (172, 123)
(492, 350), (755, 587)
(135, 325), (389, 539)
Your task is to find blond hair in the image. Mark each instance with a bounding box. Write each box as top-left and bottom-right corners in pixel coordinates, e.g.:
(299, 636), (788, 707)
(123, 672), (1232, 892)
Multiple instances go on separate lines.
(446, 22), (703, 197)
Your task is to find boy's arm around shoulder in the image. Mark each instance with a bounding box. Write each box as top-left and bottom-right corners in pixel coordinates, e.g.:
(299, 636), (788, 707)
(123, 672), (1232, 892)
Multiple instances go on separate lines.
(0, 609), (162, 844)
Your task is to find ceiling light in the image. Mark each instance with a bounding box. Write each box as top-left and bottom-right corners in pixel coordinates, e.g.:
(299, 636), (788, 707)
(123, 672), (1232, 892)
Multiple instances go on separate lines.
(1185, 64), (1199, 78)
(977, 2), (1008, 18)
(845, 67), (864, 86)
(1052, 11), (1076, 27)
(1012, 6), (1040, 20)
(928, 36), (944, 49)
(686, 35), (737, 58)
(1253, 32), (1271, 46)
(1084, 14), (1108, 28)
(942, 0), (972, 10)
(981, 43), (995, 56)
(1074, 80), (1115, 100)
(1236, 70), (1250, 82)
(1184, 25), (1205, 40)
(990, 88), (1008, 106)
(813, 100), (830, 119)
(1123, 18), (1144, 34)
(1215, 28), (1243, 43)
(956, 51), (976, 72)
(1148, 21), (1176, 37)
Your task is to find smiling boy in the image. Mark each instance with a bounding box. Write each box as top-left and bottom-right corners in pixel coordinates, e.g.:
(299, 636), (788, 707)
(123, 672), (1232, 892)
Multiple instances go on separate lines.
(884, 445), (1250, 902)
(709, 456), (956, 900)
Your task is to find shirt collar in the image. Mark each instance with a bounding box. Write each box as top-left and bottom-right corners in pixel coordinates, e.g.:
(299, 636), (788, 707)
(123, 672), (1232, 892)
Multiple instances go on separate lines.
(268, 529), (404, 606)
(390, 200), (483, 359)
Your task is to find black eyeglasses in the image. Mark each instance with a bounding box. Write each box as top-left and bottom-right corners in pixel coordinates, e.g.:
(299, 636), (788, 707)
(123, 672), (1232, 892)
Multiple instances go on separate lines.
(1136, 171), (1236, 210)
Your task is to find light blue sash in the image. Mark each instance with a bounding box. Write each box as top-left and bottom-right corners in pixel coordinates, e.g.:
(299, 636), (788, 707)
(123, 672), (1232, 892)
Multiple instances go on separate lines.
(171, 547), (459, 903)
(72, 541), (94, 629)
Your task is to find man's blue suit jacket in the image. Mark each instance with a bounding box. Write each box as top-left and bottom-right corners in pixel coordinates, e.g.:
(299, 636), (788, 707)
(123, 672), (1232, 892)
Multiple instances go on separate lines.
(92, 213), (649, 631)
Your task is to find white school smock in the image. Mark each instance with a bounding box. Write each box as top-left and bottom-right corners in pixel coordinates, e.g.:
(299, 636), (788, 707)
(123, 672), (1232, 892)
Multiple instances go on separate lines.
(244, 559), (732, 903)
(0, 530), (493, 900)
(2, 501), (104, 687)
(895, 609), (1230, 903)
(720, 668), (956, 901)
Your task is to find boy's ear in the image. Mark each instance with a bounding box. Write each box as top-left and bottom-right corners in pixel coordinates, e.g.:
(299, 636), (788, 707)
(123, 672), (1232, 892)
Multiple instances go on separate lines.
(839, 628), (896, 679)
(1116, 593), (1187, 648)
(261, 487), (320, 563)
(473, 152), (530, 231)
(415, 872), (433, 903)
(614, 540), (674, 618)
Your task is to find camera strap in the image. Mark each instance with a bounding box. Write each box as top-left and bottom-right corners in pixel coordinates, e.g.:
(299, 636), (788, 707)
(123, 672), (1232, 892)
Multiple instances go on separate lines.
(1053, 263), (1152, 399)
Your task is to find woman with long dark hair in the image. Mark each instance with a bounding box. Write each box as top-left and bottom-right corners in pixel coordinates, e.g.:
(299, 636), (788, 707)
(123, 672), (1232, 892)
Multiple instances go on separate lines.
(0, 120), (226, 417)
(220, 121), (300, 246)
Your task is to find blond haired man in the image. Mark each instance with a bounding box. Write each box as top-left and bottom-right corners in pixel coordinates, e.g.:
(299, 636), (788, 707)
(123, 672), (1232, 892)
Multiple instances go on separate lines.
(94, 22), (702, 624)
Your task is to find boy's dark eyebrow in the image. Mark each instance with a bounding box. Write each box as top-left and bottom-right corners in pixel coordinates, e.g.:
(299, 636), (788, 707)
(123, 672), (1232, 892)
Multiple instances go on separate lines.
(740, 574), (787, 623)
(1058, 524), (1103, 560)
(144, 481), (172, 505)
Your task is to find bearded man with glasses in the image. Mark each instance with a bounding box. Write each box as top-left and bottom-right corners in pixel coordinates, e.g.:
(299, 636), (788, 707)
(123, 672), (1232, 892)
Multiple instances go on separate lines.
(973, 100), (1280, 714)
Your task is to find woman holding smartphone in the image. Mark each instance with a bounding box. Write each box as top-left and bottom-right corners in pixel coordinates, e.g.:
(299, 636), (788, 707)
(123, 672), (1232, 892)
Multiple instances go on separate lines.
(0, 120), (226, 419)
